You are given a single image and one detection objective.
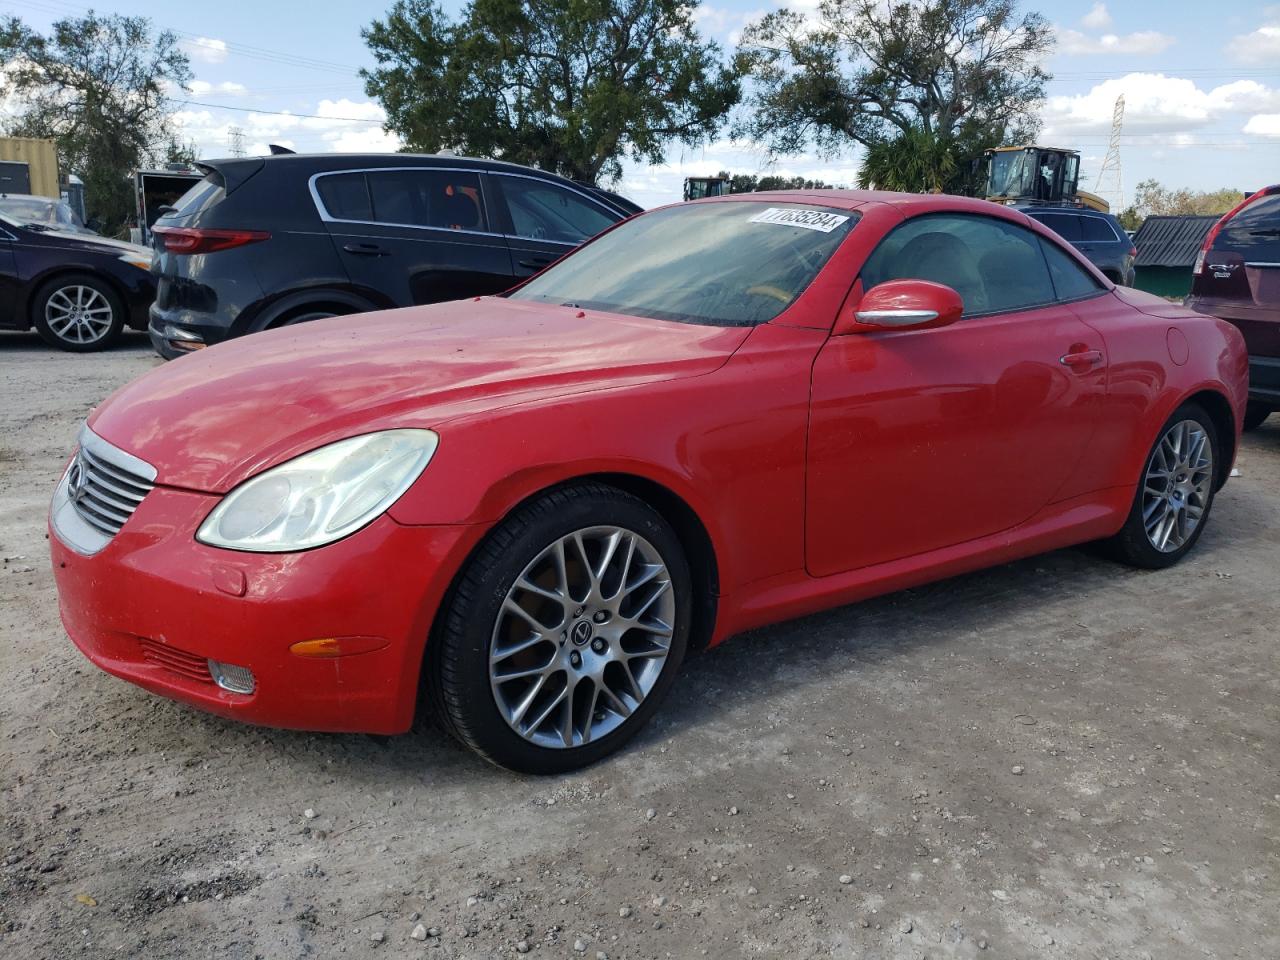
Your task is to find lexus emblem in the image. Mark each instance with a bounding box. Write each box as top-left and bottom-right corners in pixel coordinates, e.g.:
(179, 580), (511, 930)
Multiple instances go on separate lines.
(571, 619), (593, 646)
(67, 456), (89, 504)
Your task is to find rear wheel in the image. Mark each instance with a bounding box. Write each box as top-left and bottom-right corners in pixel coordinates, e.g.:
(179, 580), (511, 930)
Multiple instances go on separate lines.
(1106, 402), (1219, 569)
(1242, 401), (1272, 432)
(431, 483), (691, 773)
(32, 274), (124, 351)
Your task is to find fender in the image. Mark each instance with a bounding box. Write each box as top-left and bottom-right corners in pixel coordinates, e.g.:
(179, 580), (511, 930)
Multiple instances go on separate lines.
(237, 286), (390, 335)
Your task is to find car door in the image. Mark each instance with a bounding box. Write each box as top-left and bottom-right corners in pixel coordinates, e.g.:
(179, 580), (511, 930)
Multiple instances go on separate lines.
(488, 174), (621, 279)
(1076, 214), (1123, 279)
(0, 221), (19, 328)
(315, 167), (514, 306)
(805, 212), (1108, 578)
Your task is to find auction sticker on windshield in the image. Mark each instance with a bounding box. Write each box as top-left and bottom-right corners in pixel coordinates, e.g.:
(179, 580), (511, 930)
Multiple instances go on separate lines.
(747, 207), (850, 232)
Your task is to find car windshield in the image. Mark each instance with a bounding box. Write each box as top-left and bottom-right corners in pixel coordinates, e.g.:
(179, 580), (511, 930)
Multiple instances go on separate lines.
(509, 201), (858, 326)
(0, 196), (80, 229)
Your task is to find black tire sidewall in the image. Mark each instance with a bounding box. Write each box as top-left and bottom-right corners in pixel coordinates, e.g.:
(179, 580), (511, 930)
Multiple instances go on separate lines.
(1112, 401), (1220, 569)
(435, 485), (692, 774)
(32, 273), (125, 352)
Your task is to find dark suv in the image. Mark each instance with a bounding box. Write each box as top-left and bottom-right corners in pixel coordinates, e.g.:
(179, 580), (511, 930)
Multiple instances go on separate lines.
(148, 154), (638, 358)
(1185, 185), (1280, 430)
(1018, 207), (1136, 286)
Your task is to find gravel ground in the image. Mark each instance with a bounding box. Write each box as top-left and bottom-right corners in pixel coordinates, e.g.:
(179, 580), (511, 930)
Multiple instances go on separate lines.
(1, 331), (1277, 960)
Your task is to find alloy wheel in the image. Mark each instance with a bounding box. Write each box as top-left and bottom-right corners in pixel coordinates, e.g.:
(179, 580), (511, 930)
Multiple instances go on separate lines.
(45, 285), (114, 345)
(489, 525), (675, 749)
(1142, 418), (1214, 553)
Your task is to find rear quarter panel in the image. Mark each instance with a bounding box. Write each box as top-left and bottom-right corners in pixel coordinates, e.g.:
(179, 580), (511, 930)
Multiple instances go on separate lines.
(1081, 289), (1247, 489)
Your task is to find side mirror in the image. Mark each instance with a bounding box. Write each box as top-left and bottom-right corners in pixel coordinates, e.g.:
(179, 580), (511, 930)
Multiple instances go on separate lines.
(850, 279), (963, 332)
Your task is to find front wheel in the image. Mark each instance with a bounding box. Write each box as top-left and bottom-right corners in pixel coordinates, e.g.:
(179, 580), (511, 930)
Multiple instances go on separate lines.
(1106, 402), (1219, 569)
(430, 483), (691, 773)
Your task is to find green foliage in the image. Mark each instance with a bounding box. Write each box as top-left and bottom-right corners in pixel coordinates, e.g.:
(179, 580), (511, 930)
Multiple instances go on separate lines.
(715, 170), (840, 192)
(0, 12), (192, 235)
(1119, 179), (1248, 229)
(736, 0), (1052, 172)
(362, 0), (743, 184)
(855, 128), (958, 193)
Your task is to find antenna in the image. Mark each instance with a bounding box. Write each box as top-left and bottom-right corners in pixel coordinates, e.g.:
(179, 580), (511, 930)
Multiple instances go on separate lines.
(228, 126), (247, 158)
(1094, 95), (1125, 211)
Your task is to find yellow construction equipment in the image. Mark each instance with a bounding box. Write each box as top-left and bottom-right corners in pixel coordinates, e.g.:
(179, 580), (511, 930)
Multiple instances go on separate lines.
(982, 145), (1109, 212)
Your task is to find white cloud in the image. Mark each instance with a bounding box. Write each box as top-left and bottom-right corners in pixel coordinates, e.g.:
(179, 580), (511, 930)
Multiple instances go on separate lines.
(1243, 114), (1280, 138)
(172, 98), (398, 158)
(1058, 27), (1175, 55)
(181, 37), (228, 65)
(1228, 24), (1280, 64)
(188, 80), (248, 97)
(1042, 73), (1280, 142)
(1081, 3), (1112, 30)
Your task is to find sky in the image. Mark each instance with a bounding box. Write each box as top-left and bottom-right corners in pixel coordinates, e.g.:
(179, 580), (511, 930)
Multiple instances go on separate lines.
(5, 0), (1280, 209)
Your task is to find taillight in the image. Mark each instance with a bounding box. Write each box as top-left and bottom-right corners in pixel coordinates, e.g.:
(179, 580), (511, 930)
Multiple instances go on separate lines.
(1128, 246), (1137, 258)
(1193, 186), (1276, 276)
(153, 226), (270, 254)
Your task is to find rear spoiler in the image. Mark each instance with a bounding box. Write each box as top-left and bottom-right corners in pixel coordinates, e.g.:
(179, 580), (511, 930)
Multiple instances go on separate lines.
(194, 157), (266, 196)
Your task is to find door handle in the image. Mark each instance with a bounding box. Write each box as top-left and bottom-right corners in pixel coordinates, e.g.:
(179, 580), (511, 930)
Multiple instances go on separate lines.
(343, 242), (389, 256)
(518, 256), (554, 269)
(1059, 348), (1103, 368)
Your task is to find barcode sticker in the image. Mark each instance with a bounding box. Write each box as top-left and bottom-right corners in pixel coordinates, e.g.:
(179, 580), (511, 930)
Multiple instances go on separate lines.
(747, 207), (850, 232)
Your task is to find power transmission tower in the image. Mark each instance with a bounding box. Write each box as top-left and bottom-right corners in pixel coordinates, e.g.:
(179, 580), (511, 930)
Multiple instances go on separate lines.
(228, 126), (247, 158)
(1094, 95), (1124, 211)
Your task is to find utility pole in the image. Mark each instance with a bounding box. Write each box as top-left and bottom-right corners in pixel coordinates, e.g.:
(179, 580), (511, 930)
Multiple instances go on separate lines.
(228, 126), (247, 158)
(1095, 95), (1125, 212)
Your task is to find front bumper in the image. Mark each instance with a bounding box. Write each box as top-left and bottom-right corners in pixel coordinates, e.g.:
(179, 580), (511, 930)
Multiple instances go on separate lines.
(51, 484), (485, 734)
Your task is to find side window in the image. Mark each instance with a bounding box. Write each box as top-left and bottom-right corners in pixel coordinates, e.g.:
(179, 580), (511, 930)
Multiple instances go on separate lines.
(1218, 194), (1280, 261)
(1032, 213), (1082, 242)
(498, 177), (615, 244)
(315, 173), (372, 221)
(1040, 238), (1104, 300)
(1080, 216), (1118, 241)
(860, 213), (1056, 316)
(364, 169), (486, 232)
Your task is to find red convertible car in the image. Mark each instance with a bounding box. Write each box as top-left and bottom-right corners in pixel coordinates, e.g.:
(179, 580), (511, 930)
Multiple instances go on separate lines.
(50, 191), (1248, 772)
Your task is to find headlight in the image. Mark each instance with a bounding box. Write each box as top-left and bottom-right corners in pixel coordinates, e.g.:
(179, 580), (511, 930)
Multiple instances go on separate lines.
(117, 251), (152, 270)
(196, 429), (439, 552)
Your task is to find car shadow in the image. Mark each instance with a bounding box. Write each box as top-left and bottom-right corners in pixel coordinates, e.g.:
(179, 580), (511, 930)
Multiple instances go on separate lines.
(0, 330), (153, 353)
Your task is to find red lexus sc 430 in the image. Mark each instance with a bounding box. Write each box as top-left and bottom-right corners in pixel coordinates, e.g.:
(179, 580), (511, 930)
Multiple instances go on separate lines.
(50, 192), (1248, 772)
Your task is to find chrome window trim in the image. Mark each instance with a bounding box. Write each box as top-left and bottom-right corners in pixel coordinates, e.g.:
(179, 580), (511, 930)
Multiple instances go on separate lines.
(308, 165), (615, 248)
(1245, 261), (1280, 267)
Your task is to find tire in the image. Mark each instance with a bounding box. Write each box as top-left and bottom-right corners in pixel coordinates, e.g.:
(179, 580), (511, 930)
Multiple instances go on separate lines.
(272, 308), (337, 328)
(1242, 401), (1272, 432)
(431, 482), (691, 773)
(1106, 402), (1219, 569)
(32, 273), (125, 352)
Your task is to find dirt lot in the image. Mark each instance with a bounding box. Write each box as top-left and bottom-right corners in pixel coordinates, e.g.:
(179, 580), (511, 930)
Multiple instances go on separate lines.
(1, 331), (1276, 960)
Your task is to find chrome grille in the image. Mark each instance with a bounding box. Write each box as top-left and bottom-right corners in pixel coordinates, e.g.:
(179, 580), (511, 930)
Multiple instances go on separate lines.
(69, 443), (154, 536)
(52, 427), (158, 554)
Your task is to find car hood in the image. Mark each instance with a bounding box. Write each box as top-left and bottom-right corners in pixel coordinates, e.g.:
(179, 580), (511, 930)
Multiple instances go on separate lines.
(87, 297), (750, 492)
(37, 228), (147, 255)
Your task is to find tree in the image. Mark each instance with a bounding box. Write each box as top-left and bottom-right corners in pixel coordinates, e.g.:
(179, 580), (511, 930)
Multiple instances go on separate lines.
(736, 0), (1053, 191)
(715, 170), (840, 192)
(1119, 179), (1247, 230)
(362, 0), (742, 184)
(0, 13), (192, 235)
(855, 128), (957, 192)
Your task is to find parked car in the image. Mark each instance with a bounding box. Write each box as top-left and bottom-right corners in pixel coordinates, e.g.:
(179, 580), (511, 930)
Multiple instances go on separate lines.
(51, 192), (1247, 772)
(0, 212), (155, 351)
(1018, 206), (1136, 286)
(0, 193), (95, 235)
(1185, 185), (1280, 431)
(148, 153), (639, 358)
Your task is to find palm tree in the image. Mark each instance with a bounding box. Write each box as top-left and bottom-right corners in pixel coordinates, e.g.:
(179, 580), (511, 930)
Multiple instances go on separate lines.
(856, 128), (958, 193)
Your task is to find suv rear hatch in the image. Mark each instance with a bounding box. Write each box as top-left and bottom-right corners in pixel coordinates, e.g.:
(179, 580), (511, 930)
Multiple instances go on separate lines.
(1187, 187), (1280, 357)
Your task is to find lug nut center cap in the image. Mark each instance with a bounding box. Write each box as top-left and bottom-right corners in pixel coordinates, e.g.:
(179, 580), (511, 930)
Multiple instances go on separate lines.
(571, 620), (593, 646)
